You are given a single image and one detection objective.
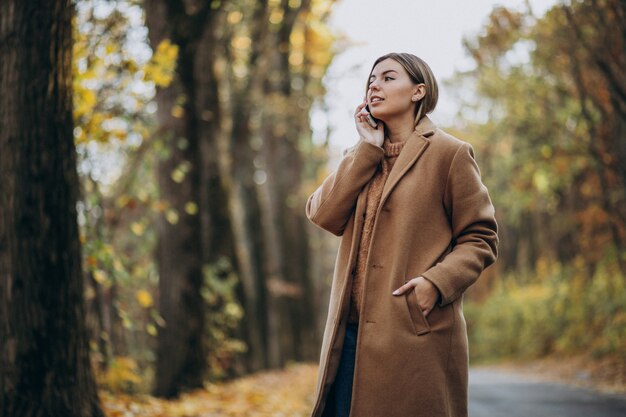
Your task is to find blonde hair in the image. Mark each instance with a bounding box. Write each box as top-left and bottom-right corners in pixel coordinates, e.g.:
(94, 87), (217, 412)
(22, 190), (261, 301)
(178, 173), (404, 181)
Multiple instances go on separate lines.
(365, 52), (439, 127)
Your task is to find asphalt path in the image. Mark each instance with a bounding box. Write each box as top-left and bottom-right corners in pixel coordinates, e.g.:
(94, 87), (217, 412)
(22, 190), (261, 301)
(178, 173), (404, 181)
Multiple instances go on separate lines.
(469, 368), (626, 417)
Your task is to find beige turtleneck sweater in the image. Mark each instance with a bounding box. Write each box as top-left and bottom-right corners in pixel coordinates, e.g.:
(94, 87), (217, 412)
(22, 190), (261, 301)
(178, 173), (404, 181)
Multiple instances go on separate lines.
(347, 137), (407, 324)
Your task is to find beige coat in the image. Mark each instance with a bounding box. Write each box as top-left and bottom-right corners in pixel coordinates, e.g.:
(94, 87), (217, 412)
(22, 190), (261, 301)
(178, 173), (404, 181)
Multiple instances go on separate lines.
(305, 116), (498, 417)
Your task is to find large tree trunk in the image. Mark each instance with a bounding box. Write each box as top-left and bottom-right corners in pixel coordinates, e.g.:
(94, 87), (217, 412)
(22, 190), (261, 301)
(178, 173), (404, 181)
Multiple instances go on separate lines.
(145, 0), (227, 396)
(0, 0), (104, 415)
(259, 0), (318, 364)
(145, 0), (205, 398)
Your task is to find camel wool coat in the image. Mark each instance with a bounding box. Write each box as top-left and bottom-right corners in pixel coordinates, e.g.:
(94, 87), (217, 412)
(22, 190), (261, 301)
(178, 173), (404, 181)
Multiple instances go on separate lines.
(305, 116), (498, 417)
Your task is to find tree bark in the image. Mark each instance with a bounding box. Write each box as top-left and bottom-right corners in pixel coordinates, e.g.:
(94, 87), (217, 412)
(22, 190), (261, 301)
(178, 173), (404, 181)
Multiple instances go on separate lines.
(145, 0), (206, 397)
(215, 0), (272, 372)
(0, 0), (104, 415)
(260, 0), (318, 363)
(145, 0), (229, 396)
(194, 9), (242, 378)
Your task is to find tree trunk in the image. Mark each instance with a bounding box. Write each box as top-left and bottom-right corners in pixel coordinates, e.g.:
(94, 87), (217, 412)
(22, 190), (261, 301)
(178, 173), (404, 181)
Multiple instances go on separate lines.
(145, 0), (226, 396)
(215, 0), (272, 372)
(259, 0), (318, 363)
(0, 0), (104, 415)
(220, 94), (271, 371)
(194, 15), (243, 378)
(145, 0), (205, 398)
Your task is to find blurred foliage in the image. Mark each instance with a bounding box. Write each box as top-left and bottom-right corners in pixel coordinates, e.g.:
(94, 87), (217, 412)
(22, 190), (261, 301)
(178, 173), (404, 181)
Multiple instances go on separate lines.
(73, 0), (154, 146)
(97, 356), (144, 394)
(452, 0), (626, 364)
(202, 258), (248, 380)
(74, 0), (164, 385)
(466, 255), (626, 362)
(73, 0), (337, 393)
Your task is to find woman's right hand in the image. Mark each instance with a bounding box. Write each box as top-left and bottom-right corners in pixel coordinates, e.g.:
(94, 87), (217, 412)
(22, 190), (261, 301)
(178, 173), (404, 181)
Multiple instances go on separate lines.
(354, 101), (384, 147)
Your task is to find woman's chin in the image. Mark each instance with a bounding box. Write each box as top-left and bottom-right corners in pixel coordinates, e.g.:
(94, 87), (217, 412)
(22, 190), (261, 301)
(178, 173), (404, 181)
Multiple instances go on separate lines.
(371, 113), (386, 123)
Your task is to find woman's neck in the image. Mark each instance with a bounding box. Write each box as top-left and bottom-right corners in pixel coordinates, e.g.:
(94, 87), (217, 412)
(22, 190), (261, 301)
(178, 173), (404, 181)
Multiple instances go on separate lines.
(384, 113), (416, 143)
(385, 124), (415, 144)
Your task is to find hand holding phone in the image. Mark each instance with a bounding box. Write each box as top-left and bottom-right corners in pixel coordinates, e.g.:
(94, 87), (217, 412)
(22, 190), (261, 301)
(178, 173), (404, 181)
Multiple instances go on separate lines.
(364, 104), (379, 129)
(354, 101), (384, 147)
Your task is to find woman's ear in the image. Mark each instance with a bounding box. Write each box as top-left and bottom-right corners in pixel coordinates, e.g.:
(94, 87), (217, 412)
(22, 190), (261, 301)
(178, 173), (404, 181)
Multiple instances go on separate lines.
(412, 83), (426, 102)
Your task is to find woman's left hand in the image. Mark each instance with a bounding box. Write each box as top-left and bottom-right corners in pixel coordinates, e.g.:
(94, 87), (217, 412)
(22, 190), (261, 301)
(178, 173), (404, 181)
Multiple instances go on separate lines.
(392, 276), (440, 316)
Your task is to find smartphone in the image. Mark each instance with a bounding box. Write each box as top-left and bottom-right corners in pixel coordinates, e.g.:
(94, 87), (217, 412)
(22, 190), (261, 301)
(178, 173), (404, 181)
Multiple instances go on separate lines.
(364, 104), (379, 129)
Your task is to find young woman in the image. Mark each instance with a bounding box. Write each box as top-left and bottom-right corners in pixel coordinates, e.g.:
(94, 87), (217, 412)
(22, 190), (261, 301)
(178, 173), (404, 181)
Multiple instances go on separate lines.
(305, 53), (498, 417)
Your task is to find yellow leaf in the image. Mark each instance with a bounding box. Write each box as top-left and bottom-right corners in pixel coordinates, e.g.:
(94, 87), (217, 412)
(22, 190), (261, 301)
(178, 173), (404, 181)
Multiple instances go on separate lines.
(116, 194), (130, 208)
(171, 105), (184, 118)
(137, 189), (149, 203)
(93, 269), (107, 284)
(113, 258), (124, 272)
(185, 201), (198, 215)
(130, 221), (145, 236)
(231, 35), (251, 50)
(136, 290), (154, 308)
(83, 89), (97, 108)
(171, 168), (185, 183)
(144, 39), (179, 88)
(166, 209), (179, 225)
(269, 9), (284, 25)
(227, 11), (243, 24)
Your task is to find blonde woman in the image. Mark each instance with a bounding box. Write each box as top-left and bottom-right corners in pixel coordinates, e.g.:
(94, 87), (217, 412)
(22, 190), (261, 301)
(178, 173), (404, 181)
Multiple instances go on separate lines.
(306, 53), (498, 417)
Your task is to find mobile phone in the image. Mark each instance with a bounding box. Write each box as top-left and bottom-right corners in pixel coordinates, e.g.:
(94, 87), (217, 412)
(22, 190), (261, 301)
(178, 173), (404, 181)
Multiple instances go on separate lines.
(364, 104), (379, 129)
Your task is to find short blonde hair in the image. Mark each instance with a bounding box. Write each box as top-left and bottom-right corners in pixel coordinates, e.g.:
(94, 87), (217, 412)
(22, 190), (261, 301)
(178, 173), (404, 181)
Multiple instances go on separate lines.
(365, 52), (439, 126)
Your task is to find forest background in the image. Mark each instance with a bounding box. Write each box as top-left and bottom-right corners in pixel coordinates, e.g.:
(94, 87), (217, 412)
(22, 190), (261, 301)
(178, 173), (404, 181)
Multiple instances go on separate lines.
(1, 0), (624, 415)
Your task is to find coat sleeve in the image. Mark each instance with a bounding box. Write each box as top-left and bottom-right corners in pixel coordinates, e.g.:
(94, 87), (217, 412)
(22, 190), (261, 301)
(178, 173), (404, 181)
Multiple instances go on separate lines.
(421, 142), (498, 306)
(305, 140), (384, 236)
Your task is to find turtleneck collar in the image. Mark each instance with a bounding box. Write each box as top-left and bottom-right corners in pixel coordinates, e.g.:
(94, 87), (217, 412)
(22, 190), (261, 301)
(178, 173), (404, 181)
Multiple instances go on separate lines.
(382, 136), (407, 157)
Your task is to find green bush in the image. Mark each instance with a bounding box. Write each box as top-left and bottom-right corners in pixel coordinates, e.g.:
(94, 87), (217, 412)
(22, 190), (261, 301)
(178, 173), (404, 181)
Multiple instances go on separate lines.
(466, 257), (626, 362)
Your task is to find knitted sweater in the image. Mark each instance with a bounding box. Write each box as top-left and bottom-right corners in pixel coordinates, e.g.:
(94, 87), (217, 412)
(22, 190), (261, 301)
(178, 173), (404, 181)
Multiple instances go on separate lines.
(347, 137), (407, 324)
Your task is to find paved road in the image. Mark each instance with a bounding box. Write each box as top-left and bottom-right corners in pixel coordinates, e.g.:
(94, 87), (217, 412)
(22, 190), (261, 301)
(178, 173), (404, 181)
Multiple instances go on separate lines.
(469, 368), (626, 417)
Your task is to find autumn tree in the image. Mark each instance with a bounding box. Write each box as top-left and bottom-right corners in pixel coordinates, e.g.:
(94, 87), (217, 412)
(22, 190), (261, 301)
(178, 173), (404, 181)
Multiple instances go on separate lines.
(257, 0), (334, 365)
(453, 0), (626, 275)
(449, 0), (626, 362)
(64, 0), (337, 396)
(0, 0), (104, 415)
(143, 0), (226, 398)
(216, 0), (336, 369)
(73, 0), (160, 372)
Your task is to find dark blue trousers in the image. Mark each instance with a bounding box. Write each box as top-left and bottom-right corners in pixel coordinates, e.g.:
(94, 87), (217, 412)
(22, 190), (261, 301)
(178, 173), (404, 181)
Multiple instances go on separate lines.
(327, 322), (358, 417)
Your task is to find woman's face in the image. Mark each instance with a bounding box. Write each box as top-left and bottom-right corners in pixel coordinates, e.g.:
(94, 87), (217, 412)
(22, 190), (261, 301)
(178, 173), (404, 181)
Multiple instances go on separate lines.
(366, 58), (422, 122)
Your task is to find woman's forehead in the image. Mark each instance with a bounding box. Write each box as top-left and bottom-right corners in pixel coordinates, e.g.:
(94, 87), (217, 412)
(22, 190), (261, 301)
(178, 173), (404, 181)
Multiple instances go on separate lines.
(370, 59), (404, 76)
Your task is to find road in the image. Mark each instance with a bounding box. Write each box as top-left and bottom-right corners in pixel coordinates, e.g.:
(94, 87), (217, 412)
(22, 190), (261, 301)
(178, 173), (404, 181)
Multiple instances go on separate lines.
(469, 368), (626, 417)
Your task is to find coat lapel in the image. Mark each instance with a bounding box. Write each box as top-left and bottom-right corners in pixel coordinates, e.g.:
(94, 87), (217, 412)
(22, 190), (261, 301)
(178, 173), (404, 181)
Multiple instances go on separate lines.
(379, 116), (436, 207)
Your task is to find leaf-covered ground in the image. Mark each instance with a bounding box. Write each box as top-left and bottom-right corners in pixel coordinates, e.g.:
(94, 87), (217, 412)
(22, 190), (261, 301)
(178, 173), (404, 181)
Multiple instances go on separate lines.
(101, 363), (318, 417)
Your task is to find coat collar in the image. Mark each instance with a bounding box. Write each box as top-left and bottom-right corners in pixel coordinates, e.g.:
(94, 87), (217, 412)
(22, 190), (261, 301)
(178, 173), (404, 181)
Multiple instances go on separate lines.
(413, 115), (437, 138)
(379, 116), (436, 207)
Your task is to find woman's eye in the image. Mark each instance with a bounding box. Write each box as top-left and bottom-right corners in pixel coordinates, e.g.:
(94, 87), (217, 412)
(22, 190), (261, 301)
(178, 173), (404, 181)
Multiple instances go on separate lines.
(385, 76), (394, 81)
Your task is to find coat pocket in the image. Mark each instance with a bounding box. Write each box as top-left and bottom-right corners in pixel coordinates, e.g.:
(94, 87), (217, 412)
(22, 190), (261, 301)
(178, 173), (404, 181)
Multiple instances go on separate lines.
(405, 288), (431, 336)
